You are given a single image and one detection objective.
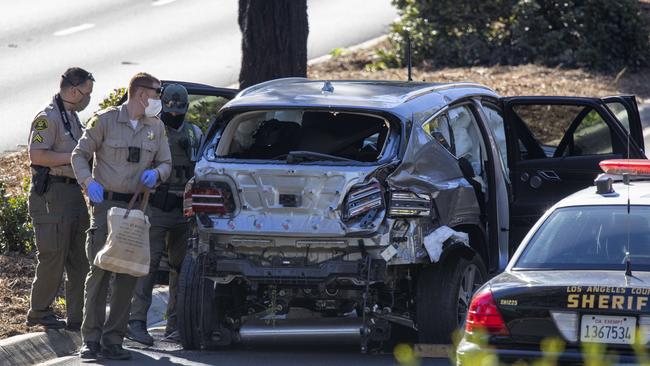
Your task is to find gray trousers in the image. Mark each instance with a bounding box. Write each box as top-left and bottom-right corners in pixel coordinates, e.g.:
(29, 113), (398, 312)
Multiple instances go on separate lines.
(81, 199), (147, 346)
(130, 205), (189, 333)
(28, 181), (89, 323)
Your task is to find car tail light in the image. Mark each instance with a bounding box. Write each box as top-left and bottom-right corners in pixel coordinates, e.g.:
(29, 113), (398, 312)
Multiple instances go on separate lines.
(343, 182), (384, 220)
(183, 179), (236, 217)
(388, 191), (432, 217)
(465, 289), (509, 336)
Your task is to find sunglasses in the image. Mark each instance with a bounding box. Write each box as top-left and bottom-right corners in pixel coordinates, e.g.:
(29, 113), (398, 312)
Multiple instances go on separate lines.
(139, 85), (163, 95)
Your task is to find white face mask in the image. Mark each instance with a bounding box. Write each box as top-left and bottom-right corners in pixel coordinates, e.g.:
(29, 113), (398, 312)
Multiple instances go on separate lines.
(144, 98), (162, 117)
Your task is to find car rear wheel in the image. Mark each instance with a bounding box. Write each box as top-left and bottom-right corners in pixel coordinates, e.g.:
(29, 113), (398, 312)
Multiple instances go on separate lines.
(177, 253), (218, 350)
(416, 252), (486, 343)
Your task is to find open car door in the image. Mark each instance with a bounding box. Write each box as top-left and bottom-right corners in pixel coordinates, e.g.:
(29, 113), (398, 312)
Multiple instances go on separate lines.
(500, 96), (645, 252)
(602, 95), (644, 151)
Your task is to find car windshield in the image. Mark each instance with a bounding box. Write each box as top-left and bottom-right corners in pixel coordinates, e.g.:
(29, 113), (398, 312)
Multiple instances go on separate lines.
(514, 205), (650, 271)
(213, 110), (392, 162)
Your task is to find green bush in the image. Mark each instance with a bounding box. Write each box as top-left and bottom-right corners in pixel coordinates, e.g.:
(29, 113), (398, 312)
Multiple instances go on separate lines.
(390, 0), (650, 71)
(0, 179), (33, 254)
(185, 96), (230, 132)
(99, 87), (127, 110)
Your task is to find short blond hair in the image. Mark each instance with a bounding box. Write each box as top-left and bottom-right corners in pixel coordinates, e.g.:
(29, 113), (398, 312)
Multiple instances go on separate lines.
(128, 72), (160, 96)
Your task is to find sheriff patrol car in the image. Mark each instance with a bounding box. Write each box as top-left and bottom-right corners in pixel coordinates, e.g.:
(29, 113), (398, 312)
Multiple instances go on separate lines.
(457, 159), (650, 365)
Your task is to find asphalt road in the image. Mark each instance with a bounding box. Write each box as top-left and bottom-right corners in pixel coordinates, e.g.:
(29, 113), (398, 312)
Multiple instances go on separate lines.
(0, 0), (397, 152)
(40, 330), (450, 366)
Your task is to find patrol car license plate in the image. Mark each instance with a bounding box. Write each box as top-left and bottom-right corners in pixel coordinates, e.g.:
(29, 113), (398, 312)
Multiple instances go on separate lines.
(580, 315), (636, 344)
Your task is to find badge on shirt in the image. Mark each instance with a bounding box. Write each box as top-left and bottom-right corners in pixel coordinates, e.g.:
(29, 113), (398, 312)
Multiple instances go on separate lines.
(147, 131), (155, 140)
(33, 118), (48, 131)
(31, 133), (44, 143)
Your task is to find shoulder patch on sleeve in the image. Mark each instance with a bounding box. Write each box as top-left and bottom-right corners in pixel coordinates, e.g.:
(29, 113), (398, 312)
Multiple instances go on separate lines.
(33, 117), (49, 131)
(97, 106), (118, 116)
(31, 133), (44, 144)
(86, 115), (100, 129)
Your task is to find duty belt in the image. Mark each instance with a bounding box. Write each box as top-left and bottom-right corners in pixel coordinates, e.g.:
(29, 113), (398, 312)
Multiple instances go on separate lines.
(49, 176), (77, 185)
(103, 190), (141, 203)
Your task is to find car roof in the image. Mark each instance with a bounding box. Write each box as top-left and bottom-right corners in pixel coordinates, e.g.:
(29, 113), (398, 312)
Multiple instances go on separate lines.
(223, 78), (498, 117)
(555, 179), (650, 208)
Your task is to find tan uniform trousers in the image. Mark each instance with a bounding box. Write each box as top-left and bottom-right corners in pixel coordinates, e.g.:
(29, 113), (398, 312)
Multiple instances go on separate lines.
(130, 205), (189, 332)
(28, 181), (89, 323)
(82, 199), (149, 346)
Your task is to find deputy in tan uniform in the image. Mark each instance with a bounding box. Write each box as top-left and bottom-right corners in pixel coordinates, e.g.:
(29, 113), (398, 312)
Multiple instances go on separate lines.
(71, 72), (172, 361)
(26, 67), (94, 330)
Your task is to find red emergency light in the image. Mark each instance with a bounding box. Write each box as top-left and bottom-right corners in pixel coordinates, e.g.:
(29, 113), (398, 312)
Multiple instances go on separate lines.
(599, 159), (650, 175)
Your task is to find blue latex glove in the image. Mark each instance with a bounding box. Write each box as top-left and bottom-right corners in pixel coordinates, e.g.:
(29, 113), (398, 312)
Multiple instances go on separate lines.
(87, 180), (104, 203)
(141, 169), (158, 188)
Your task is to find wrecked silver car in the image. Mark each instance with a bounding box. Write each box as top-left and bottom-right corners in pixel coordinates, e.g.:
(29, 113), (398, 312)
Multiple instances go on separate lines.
(176, 79), (645, 351)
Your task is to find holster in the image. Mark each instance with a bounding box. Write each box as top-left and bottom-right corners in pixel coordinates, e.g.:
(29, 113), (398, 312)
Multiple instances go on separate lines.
(31, 165), (51, 196)
(150, 184), (182, 212)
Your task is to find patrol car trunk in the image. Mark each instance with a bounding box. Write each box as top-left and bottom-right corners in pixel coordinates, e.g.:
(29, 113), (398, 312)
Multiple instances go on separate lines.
(189, 109), (400, 238)
(489, 271), (650, 348)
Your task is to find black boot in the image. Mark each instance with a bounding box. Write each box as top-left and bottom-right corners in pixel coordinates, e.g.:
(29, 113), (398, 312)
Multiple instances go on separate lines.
(79, 341), (101, 360)
(126, 320), (154, 346)
(26, 314), (66, 329)
(101, 344), (132, 360)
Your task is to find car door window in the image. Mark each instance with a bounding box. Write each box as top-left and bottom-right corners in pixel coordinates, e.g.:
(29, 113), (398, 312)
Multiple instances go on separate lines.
(422, 113), (454, 154)
(423, 106), (485, 178)
(512, 104), (615, 159)
(563, 110), (613, 156)
(606, 102), (631, 134)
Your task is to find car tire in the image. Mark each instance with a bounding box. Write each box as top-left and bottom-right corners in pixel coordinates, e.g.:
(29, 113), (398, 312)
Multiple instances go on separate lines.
(416, 252), (487, 343)
(177, 253), (217, 350)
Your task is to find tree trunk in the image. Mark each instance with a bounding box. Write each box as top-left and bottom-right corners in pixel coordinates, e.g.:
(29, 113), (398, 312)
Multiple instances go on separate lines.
(238, 0), (309, 89)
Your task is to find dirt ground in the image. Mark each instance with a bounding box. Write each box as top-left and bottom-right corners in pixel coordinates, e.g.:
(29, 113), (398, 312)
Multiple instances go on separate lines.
(0, 253), (65, 338)
(308, 40), (650, 100)
(2, 41), (650, 339)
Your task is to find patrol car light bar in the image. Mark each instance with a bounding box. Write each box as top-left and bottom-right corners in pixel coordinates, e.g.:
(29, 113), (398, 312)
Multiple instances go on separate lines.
(599, 159), (650, 175)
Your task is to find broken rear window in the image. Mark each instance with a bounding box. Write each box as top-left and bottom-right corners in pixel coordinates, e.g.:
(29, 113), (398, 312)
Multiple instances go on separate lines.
(214, 110), (392, 162)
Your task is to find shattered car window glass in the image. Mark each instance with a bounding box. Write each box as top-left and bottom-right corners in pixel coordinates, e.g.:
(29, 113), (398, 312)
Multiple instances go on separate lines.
(214, 110), (391, 162)
(514, 206), (650, 271)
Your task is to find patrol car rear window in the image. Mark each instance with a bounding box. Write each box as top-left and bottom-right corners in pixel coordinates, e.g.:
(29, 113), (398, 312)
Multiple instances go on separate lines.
(514, 206), (650, 271)
(213, 110), (391, 162)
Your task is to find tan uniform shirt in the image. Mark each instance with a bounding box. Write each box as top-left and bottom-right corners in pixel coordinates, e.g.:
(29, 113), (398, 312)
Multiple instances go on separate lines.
(28, 95), (84, 178)
(71, 104), (172, 194)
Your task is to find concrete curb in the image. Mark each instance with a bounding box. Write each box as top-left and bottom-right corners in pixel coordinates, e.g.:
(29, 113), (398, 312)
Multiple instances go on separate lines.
(0, 287), (170, 366)
(0, 330), (81, 366)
